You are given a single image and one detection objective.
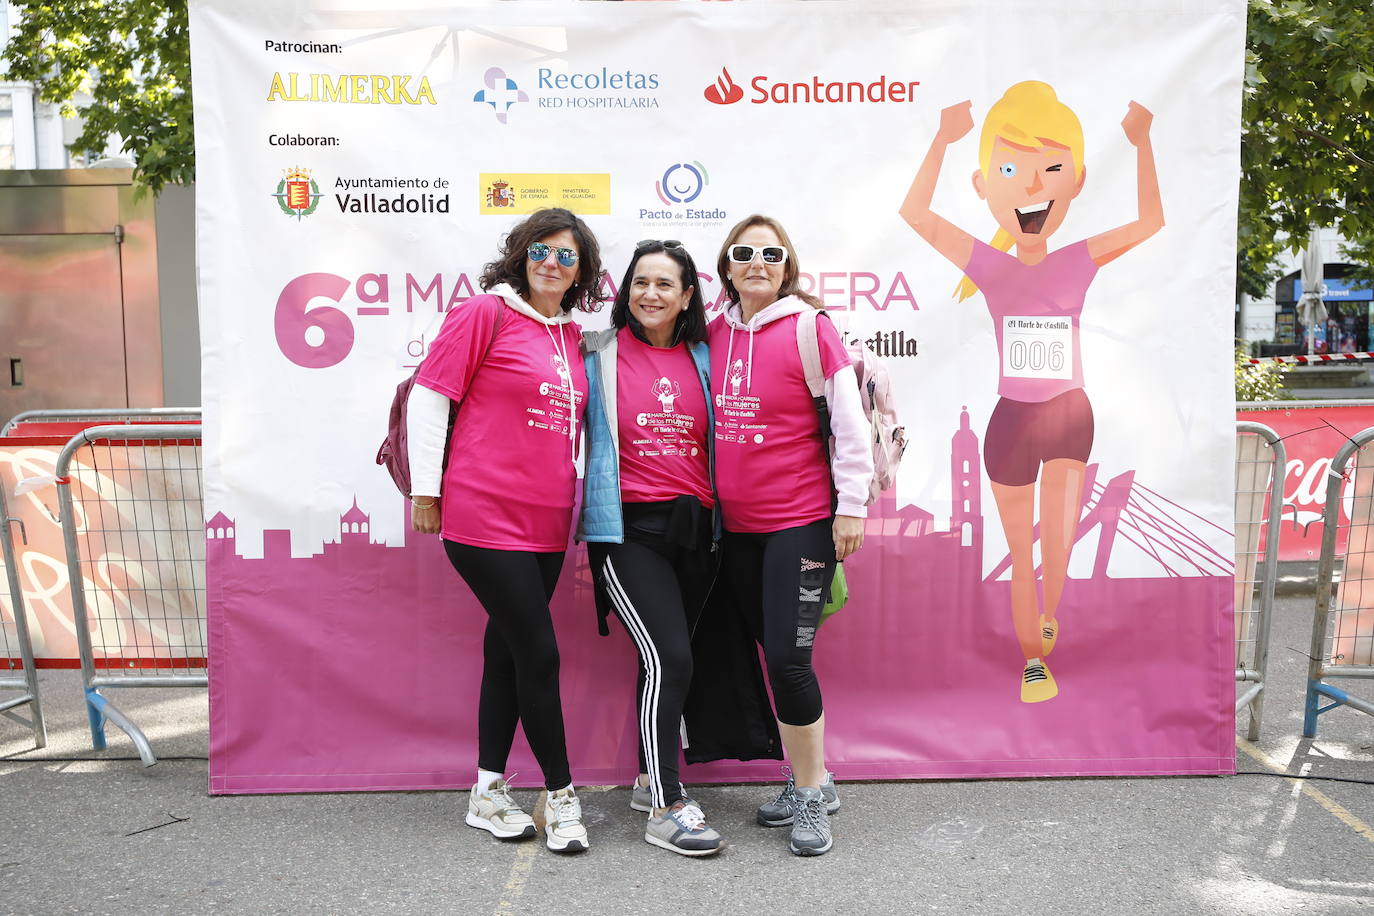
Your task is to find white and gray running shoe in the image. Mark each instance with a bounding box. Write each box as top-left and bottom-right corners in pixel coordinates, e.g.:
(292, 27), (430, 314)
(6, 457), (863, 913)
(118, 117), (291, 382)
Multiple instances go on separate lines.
(756, 768), (840, 827)
(630, 781), (701, 815)
(644, 801), (723, 857)
(788, 786), (833, 857)
(543, 787), (590, 853)
(465, 778), (537, 840)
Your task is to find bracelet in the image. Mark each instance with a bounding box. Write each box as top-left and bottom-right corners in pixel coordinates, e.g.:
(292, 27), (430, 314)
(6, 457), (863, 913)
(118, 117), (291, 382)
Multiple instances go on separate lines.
(411, 496), (438, 509)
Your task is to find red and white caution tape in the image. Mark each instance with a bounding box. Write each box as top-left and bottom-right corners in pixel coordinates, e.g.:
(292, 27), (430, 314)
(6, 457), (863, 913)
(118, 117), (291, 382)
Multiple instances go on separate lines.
(1247, 352), (1374, 366)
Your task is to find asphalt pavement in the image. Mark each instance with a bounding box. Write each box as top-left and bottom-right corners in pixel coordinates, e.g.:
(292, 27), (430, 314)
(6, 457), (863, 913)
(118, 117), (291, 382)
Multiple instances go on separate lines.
(3, 592), (1372, 916)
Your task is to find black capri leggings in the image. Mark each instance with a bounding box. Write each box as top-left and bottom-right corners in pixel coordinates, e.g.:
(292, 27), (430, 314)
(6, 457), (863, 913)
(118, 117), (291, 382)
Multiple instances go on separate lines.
(721, 518), (835, 727)
(443, 540), (571, 792)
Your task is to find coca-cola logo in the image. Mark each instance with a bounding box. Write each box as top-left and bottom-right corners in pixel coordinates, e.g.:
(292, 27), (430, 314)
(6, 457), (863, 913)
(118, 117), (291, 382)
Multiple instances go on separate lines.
(704, 67), (744, 105)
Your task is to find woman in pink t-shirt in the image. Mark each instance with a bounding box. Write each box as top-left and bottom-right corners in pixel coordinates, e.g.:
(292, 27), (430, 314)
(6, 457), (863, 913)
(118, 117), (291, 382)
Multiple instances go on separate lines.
(899, 81), (1163, 704)
(578, 240), (723, 857)
(709, 214), (874, 857)
(407, 208), (603, 853)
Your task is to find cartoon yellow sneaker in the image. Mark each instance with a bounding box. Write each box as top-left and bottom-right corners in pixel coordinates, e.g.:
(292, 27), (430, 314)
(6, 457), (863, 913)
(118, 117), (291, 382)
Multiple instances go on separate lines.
(1021, 658), (1058, 703)
(1040, 614), (1059, 657)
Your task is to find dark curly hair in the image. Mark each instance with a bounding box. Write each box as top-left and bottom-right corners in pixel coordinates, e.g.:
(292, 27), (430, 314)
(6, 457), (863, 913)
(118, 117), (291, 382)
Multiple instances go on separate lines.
(716, 213), (821, 308)
(610, 241), (708, 345)
(479, 207), (605, 312)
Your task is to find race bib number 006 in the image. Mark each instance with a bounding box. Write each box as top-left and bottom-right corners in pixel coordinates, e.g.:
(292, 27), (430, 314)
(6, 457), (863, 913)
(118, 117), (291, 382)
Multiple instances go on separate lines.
(1001, 316), (1072, 380)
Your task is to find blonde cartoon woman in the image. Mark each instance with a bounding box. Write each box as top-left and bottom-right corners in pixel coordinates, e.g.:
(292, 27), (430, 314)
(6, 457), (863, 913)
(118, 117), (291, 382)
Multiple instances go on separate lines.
(899, 81), (1162, 703)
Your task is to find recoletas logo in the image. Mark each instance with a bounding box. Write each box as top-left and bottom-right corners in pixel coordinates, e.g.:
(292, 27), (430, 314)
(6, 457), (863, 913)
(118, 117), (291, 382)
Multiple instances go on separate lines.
(473, 67), (528, 124)
(704, 68), (745, 105)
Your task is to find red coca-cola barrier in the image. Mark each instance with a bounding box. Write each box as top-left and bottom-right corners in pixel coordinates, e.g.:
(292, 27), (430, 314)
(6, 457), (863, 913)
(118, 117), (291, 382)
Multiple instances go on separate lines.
(1237, 400), (1374, 562)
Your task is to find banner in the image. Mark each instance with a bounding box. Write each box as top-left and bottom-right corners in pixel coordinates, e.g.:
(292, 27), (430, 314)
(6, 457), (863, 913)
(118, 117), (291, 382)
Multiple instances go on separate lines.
(190, 0), (1245, 793)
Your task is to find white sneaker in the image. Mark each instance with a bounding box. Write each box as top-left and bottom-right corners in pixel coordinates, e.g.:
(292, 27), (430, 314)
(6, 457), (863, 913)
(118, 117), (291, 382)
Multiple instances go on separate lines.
(465, 778), (536, 840)
(543, 787), (590, 853)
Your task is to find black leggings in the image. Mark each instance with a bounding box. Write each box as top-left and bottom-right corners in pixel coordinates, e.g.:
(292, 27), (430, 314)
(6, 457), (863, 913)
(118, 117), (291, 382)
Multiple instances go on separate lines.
(722, 519), (835, 726)
(444, 540), (571, 792)
(588, 501), (712, 810)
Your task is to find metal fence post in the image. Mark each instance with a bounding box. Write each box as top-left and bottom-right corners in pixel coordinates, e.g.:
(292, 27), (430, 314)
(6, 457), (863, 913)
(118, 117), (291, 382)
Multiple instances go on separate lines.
(1234, 422), (1284, 740)
(0, 475), (46, 748)
(54, 423), (205, 765)
(1304, 428), (1374, 737)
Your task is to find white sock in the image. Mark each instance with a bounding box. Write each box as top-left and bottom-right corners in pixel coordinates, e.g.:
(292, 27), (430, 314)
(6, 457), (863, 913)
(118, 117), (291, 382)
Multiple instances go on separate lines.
(476, 769), (504, 794)
(551, 782), (574, 795)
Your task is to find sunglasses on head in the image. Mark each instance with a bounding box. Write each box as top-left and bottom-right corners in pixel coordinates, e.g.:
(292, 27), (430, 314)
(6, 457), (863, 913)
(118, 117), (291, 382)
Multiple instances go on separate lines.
(727, 244), (788, 264)
(528, 242), (579, 268)
(635, 238), (683, 251)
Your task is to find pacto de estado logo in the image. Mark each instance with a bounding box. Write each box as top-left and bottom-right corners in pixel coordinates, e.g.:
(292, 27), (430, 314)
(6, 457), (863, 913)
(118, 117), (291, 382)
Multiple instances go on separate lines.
(703, 66), (920, 105)
(656, 161), (707, 205)
(272, 167), (322, 220)
(473, 67), (529, 124)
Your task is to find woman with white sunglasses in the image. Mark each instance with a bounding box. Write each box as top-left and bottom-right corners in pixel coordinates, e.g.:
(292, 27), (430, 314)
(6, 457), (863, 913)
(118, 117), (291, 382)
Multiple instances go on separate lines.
(408, 207), (602, 853)
(708, 214), (872, 857)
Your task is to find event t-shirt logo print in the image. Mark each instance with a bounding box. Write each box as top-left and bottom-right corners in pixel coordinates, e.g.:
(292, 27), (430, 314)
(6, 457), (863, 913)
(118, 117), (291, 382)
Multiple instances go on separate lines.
(650, 377), (681, 412)
(473, 67), (528, 123)
(704, 67), (744, 105)
(272, 166), (322, 220)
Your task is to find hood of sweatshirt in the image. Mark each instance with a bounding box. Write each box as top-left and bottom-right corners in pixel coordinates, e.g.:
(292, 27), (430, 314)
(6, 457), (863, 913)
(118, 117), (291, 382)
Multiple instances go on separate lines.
(490, 282), (576, 325)
(721, 295), (813, 396)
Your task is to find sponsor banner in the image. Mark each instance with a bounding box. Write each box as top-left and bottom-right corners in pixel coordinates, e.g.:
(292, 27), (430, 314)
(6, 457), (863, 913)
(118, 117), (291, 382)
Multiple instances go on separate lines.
(1237, 402), (1374, 562)
(0, 435), (203, 662)
(478, 173), (611, 215)
(190, 0), (1244, 792)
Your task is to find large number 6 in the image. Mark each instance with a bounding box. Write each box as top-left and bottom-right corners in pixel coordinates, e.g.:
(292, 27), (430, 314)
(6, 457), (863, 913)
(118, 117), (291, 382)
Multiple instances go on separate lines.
(274, 273), (355, 369)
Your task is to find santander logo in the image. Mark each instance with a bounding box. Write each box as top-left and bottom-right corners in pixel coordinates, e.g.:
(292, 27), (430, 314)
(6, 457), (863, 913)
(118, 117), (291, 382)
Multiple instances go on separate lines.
(703, 67), (744, 105)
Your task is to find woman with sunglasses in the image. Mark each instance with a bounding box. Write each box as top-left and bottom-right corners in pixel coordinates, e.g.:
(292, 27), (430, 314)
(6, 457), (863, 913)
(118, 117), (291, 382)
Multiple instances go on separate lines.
(709, 215), (872, 857)
(578, 239), (724, 857)
(408, 207), (602, 853)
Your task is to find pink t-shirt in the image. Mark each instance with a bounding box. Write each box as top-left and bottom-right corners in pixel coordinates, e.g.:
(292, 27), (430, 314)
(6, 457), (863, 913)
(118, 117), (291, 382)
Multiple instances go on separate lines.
(964, 239), (1099, 403)
(708, 311), (850, 533)
(417, 294), (587, 551)
(615, 328), (713, 508)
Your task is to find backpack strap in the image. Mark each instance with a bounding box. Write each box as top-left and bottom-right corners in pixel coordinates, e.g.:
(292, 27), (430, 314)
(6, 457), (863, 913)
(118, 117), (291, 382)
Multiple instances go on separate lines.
(795, 308), (826, 399)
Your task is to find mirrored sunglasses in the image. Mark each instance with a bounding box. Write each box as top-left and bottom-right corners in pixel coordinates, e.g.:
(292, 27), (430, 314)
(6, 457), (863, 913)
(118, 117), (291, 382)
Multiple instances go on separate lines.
(728, 244), (788, 264)
(528, 242), (579, 268)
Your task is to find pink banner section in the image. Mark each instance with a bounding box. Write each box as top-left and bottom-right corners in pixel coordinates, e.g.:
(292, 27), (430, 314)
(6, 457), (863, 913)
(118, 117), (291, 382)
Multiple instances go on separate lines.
(208, 435), (1233, 795)
(1238, 402), (1374, 562)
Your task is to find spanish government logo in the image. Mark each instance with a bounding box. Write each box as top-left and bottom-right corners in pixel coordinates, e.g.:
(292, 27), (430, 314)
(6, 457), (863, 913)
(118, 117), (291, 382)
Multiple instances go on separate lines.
(656, 161), (707, 205)
(703, 68), (744, 105)
(486, 180), (516, 208)
(473, 67), (528, 124)
(272, 167), (322, 220)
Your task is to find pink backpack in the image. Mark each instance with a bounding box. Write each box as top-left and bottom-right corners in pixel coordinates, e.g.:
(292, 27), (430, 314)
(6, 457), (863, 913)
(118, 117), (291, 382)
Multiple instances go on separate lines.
(375, 307), (501, 498)
(796, 309), (907, 505)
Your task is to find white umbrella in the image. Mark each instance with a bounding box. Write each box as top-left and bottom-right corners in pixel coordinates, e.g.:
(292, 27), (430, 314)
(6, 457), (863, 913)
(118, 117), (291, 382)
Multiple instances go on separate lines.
(1296, 225), (1327, 354)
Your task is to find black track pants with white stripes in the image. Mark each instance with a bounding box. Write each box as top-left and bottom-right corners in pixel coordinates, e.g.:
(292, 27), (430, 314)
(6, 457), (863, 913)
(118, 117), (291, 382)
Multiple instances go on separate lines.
(443, 540), (571, 792)
(589, 505), (711, 811)
(721, 518), (836, 727)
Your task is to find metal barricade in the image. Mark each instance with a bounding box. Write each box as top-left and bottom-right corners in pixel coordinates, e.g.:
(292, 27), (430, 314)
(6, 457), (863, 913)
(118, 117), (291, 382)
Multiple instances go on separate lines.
(1234, 422), (1284, 740)
(0, 475), (46, 748)
(1, 407), (201, 438)
(1305, 427), (1374, 737)
(55, 424), (205, 765)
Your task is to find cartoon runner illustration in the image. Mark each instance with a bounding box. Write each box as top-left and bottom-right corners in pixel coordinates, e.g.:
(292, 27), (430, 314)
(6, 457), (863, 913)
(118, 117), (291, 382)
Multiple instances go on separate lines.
(727, 358), (746, 397)
(899, 81), (1162, 703)
(650, 376), (681, 413)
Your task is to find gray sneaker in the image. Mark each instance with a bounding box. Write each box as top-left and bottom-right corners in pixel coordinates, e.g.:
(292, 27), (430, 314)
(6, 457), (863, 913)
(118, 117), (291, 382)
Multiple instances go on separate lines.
(788, 787), (833, 856)
(645, 801), (723, 857)
(756, 769), (840, 827)
(630, 781), (700, 814)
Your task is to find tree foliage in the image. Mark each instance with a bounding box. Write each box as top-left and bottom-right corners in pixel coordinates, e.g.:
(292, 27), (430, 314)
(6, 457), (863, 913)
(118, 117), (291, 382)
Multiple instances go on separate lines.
(1, 0), (192, 193)
(1241, 0), (1374, 297)
(1234, 342), (1291, 400)
(1, 0), (1371, 301)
